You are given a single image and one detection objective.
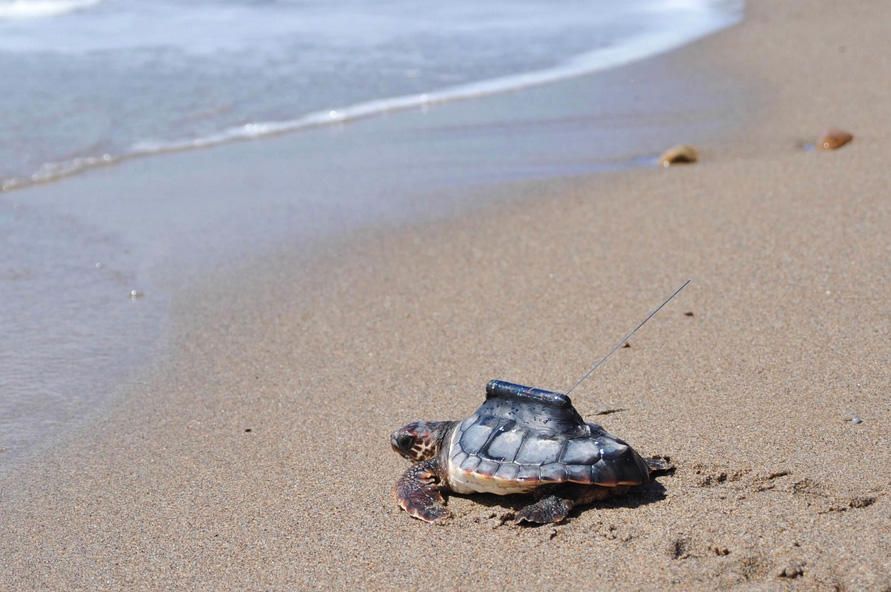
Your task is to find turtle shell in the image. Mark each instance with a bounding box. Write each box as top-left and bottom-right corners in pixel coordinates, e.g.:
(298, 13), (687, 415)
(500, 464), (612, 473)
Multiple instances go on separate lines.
(445, 380), (650, 494)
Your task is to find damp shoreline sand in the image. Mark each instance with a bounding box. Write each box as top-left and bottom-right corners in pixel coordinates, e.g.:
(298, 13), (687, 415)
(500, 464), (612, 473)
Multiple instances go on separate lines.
(2, 1), (890, 590)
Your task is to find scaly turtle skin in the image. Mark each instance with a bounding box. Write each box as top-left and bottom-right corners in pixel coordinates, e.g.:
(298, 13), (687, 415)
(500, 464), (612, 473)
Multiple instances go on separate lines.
(391, 380), (671, 524)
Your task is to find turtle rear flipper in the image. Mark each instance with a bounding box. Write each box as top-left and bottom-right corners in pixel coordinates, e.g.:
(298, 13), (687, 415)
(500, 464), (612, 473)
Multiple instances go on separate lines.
(514, 494), (574, 525)
(514, 485), (615, 525)
(645, 456), (675, 477)
(394, 459), (450, 523)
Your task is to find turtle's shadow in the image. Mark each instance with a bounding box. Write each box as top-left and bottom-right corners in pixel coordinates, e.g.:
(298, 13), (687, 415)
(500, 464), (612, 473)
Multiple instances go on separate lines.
(447, 480), (670, 526)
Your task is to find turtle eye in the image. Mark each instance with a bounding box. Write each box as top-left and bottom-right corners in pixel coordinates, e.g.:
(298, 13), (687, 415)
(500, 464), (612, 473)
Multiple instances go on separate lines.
(397, 435), (413, 450)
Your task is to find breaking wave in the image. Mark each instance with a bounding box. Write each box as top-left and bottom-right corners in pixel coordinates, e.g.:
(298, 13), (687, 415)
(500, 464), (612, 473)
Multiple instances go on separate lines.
(0, 0), (102, 20)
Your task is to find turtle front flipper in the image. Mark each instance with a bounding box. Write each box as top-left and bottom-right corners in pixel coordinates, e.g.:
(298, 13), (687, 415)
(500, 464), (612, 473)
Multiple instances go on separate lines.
(394, 459), (450, 523)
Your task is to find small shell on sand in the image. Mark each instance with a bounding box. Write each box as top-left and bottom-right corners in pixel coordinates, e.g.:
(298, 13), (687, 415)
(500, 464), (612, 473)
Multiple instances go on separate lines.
(817, 128), (853, 150)
(659, 144), (699, 167)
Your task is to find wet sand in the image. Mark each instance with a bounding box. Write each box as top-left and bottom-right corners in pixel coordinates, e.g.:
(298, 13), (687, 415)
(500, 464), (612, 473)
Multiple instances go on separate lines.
(2, 1), (890, 590)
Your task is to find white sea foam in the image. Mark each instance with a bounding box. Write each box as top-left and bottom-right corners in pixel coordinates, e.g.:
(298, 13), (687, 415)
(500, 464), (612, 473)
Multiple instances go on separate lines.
(0, 0), (743, 191)
(127, 6), (742, 162)
(0, 0), (101, 20)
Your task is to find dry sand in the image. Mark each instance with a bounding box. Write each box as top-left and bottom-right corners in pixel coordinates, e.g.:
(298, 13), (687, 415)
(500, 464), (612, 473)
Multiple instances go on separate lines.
(2, 1), (890, 590)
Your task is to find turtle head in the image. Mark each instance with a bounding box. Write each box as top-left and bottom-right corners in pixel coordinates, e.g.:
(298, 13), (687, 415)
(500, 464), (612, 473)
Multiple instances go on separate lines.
(390, 421), (452, 461)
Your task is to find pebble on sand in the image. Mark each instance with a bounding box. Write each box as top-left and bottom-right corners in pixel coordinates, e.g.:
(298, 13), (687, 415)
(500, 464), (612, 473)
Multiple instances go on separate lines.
(817, 128), (853, 150)
(850, 415), (863, 425)
(776, 560), (805, 579)
(659, 144), (699, 167)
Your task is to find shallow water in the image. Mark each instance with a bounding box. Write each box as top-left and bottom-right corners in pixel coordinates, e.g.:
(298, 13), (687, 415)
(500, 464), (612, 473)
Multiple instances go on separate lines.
(0, 199), (167, 464)
(0, 0), (740, 189)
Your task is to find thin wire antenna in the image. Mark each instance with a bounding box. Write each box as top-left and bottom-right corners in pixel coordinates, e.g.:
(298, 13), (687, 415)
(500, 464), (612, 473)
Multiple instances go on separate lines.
(564, 279), (691, 396)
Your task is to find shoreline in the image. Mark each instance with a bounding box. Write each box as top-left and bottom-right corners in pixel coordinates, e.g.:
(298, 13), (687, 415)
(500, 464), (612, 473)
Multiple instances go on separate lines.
(0, 11), (748, 468)
(0, 1), (740, 193)
(3, 1), (891, 590)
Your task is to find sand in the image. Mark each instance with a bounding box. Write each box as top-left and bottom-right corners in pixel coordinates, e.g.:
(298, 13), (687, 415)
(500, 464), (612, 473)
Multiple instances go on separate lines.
(2, 1), (890, 590)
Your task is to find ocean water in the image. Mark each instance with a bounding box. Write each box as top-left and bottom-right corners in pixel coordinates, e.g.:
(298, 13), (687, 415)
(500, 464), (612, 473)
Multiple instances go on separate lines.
(0, 0), (741, 190)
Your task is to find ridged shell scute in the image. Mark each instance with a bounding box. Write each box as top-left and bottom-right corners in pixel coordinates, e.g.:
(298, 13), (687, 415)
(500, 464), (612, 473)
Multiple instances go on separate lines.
(452, 382), (650, 487)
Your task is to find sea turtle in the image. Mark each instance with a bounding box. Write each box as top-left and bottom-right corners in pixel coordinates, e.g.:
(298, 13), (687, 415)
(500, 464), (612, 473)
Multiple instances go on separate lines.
(390, 379), (671, 524)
